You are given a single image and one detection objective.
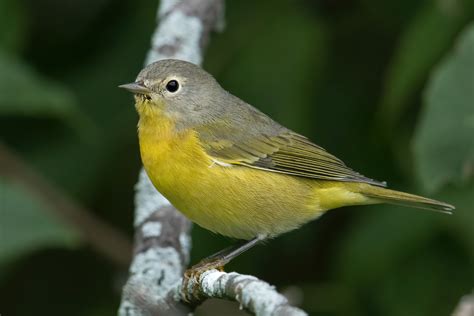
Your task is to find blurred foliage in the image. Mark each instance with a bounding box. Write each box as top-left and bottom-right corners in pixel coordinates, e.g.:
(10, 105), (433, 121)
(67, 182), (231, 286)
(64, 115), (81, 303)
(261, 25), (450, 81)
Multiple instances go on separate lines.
(0, 0), (473, 315)
(378, 0), (474, 133)
(0, 51), (85, 127)
(0, 178), (79, 269)
(414, 23), (474, 192)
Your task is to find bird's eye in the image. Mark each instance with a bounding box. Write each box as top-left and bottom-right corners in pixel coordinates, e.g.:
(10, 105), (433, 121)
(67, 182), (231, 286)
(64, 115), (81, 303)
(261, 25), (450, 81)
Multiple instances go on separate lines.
(165, 80), (179, 93)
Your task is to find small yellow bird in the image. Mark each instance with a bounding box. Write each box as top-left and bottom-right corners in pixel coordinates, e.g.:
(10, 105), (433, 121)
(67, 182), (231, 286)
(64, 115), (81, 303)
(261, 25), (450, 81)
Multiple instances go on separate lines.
(120, 59), (454, 269)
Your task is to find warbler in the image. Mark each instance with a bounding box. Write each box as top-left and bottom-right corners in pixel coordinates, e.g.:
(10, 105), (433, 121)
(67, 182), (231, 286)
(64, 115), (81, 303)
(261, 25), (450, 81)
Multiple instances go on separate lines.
(120, 59), (454, 267)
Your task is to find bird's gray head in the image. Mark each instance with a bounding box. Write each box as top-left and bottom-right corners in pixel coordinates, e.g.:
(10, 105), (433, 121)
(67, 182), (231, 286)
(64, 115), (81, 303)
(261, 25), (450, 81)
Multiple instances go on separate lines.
(119, 59), (229, 127)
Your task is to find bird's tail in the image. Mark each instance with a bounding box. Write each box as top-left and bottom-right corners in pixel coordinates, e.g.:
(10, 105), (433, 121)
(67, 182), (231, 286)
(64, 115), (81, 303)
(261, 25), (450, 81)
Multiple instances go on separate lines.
(359, 184), (455, 214)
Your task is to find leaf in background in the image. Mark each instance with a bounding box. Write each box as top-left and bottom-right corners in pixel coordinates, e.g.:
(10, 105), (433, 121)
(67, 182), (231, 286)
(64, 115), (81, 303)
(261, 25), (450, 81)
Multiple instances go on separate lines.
(0, 51), (88, 129)
(0, 177), (80, 267)
(378, 0), (474, 132)
(413, 22), (474, 193)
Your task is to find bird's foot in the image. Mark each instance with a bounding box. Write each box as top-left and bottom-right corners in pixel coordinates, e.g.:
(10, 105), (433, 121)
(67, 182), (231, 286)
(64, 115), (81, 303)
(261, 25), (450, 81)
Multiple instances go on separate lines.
(181, 257), (227, 304)
(180, 237), (264, 304)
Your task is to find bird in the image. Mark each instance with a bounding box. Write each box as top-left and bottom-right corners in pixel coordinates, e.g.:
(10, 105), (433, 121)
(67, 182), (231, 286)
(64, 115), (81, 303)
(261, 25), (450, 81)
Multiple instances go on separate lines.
(119, 59), (454, 272)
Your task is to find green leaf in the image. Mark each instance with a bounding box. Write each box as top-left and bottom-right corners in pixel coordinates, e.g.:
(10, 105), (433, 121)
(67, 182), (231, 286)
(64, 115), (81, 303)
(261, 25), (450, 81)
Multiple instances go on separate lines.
(0, 51), (85, 126)
(378, 0), (474, 132)
(0, 177), (80, 266)
(414, 23), (474, 193)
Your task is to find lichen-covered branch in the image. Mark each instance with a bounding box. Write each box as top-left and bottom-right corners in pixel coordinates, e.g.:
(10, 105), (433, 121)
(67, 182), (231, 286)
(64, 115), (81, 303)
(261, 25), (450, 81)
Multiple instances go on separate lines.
(452, 292), (474, 316)
(118, 0), (223, 315)
(119, 1), (307, 315)
(179, 269), (307, 316)
(119, 170), (192, 315)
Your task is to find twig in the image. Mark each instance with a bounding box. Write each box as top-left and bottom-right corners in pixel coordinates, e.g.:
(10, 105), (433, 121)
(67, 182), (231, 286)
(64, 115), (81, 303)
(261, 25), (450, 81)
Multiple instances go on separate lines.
(180, 269), (307, 316)
(452, 292), (474, 316)
(0, 142), (132, 267)
(119, 1), (307, 315)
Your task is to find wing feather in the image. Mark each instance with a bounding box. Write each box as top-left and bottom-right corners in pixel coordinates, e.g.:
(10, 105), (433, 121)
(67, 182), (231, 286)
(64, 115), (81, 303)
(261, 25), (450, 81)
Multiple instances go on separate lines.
(194, 103), (385, 187)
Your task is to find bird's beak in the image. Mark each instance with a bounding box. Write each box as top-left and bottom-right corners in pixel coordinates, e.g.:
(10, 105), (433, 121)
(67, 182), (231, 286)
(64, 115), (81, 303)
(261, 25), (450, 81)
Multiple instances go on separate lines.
(118, 81), (152, 94)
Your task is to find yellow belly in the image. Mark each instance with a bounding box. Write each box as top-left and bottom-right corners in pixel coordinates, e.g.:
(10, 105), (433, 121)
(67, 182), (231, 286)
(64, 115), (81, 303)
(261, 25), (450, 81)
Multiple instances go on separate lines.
(138, 116), (369, 240)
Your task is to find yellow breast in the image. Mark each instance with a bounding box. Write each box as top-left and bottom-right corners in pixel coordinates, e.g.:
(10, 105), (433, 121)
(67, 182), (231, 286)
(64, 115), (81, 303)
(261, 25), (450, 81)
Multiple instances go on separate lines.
(137, 105), (370, 240)
(137, 110), (320, 239)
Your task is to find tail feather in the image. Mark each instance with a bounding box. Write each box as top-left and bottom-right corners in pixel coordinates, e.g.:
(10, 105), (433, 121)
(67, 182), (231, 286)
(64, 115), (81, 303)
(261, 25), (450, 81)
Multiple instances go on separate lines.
(360, 185), (455, 214)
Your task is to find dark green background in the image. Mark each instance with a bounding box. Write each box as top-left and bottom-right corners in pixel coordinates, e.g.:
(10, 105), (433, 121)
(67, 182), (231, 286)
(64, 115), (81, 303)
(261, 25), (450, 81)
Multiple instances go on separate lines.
(1, 0), (473, 315)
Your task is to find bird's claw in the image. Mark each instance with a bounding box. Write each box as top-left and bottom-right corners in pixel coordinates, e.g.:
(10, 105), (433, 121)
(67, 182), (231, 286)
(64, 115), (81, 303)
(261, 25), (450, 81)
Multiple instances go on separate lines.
(181, 258), (226, 304)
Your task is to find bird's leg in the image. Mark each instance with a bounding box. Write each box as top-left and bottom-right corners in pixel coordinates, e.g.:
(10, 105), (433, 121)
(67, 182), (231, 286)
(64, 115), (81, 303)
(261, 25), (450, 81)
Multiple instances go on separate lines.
(181, 236), (265, 304)
(198, 237), (263, 266)
(188, 236), (263, 273)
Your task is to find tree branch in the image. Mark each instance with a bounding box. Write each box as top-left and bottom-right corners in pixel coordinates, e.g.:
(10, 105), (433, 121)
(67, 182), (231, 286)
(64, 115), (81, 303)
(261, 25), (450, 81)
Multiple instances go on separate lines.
(452, 292), (474, 316)
(119, 1), (306, 315)
(180, 269), (307, 316)
(119, 170), (192, 315)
